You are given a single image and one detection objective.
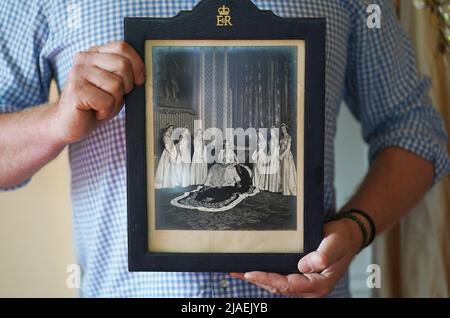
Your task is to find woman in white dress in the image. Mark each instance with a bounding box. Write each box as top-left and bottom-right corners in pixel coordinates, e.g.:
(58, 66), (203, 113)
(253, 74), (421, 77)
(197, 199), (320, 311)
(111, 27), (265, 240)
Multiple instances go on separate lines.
(280, 124), (296, 196)
(265, 126), (281, 192)
(177, 127), (191, 187)
(190, 129), (207, 185)
(155, 124), (178, 189)
(217, 140), (238, 164)
(251, 129), (268, 190)
(204, 163), (241, 188)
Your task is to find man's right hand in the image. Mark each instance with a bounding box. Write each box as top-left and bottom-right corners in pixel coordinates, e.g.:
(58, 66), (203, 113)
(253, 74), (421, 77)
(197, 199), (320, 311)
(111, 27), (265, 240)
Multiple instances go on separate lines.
(0, 41), (144, 188)
(50, 41), (145, 145)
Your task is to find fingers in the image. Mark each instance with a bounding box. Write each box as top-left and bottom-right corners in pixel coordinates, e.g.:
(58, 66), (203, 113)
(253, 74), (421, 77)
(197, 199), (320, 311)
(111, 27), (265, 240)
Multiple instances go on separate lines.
(68, 64), (123, 121)
(82, 65), (125, 110)
(68, 77), (116, 121)
(73, 51), (136, 93)
(55, 41), (144, 144)
(247, 272), (328, 295)
(242, 271), (331, 296)
(244, 272), (290, 294)
(298, 252), (329, 274)
(236, 259), (349, 298)
(69, 41), (145, 122)
(89, 41), (145, 85)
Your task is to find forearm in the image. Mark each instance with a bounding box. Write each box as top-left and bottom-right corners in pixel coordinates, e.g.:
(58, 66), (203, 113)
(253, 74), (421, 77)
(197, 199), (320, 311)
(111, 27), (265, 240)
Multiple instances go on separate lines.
(237, 148), (436, 297)
(0, 103), (65, 188)
(342, 147), (434, 239)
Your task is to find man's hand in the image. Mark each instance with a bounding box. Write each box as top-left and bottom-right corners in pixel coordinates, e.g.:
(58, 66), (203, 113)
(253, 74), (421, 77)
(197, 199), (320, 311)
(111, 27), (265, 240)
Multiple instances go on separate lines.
(0, 41), (145, 188)
(50, 41), (145, 145)
(230, 219), (362, 298)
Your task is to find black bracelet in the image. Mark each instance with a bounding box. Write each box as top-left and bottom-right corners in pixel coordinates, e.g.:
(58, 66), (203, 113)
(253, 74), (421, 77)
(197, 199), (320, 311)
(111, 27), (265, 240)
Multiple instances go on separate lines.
(325, 211), (368, 252)
(346, 209), (377, 247)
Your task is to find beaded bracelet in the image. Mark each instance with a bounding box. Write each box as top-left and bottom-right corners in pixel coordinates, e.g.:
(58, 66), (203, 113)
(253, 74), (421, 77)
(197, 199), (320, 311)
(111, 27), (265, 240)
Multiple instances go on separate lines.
(346, 208), (376, 247)
(325, 211), (368, 252)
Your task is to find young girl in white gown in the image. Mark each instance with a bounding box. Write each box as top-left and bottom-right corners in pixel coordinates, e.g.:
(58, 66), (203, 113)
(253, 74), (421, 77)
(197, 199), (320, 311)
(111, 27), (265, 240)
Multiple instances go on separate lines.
(155, 124), (178, 189)
(280, 124), (296, 196)
(177, 127), (191, 187)
(251, 129), (268, 190)
(190, 129), (207, 185)
(265, 127), (281, 192)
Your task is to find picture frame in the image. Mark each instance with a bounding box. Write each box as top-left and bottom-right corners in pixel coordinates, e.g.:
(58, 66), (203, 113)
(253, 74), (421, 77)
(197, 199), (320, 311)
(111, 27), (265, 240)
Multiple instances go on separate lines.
(125, 0), (325, 273)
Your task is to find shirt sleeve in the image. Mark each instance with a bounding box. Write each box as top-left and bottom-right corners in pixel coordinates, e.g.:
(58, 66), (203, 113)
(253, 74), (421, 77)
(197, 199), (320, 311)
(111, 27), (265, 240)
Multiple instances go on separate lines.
(0, 1), (52, 190)
(0, 0), (52, 113)
(344, 0), (450, 183)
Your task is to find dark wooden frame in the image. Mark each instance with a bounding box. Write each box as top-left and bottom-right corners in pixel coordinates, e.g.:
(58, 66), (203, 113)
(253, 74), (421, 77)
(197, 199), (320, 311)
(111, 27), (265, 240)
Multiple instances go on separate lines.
(125, 0), (325, 273)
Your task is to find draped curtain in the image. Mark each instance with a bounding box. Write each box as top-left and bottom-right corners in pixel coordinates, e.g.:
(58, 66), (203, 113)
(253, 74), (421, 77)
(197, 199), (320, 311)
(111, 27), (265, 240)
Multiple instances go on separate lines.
(374, 0), (450, 298)
(229, 50), (295, 131)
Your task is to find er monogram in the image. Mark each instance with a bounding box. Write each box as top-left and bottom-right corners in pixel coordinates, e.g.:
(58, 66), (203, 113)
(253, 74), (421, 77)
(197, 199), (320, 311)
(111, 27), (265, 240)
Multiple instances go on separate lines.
(216, 5), (232, 27)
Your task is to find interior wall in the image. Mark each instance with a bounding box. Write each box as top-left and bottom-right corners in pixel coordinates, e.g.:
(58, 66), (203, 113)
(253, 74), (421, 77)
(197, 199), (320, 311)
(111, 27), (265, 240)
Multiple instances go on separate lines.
(334, 103), (372, 298)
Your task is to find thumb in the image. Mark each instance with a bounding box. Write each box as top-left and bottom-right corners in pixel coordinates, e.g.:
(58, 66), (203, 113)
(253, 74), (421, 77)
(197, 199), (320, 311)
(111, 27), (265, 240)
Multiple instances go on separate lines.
(298, 223), (347, 274)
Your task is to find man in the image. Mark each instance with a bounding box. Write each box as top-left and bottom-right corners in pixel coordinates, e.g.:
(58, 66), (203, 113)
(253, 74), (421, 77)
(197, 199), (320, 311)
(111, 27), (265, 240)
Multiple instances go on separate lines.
(0, 0), (449, 297)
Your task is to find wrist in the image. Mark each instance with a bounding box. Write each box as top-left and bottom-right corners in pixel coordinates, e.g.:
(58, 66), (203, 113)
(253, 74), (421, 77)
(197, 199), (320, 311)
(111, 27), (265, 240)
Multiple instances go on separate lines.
(324, 218), (363, 257)
(337, 218), (365, 256)
(46, 102), (69, 150)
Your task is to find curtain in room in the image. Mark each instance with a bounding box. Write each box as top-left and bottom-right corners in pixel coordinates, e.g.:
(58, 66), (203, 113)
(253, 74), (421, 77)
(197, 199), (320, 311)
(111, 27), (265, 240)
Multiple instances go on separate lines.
(373, 0), (450, 298)
(228, 50), (295, 130)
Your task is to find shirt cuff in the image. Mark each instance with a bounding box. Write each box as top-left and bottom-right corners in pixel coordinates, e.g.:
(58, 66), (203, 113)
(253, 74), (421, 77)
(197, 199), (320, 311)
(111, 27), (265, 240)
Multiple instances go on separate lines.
(369, 129), (450, 184)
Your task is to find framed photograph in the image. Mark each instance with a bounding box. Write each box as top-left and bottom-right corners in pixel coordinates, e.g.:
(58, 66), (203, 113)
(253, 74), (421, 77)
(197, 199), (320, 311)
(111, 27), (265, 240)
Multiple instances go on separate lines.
(125, 0), (325, 273)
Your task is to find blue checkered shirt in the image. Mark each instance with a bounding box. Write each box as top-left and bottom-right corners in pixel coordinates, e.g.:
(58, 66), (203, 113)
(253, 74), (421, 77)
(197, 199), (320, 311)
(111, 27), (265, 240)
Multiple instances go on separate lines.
(1, 0), (449, 297)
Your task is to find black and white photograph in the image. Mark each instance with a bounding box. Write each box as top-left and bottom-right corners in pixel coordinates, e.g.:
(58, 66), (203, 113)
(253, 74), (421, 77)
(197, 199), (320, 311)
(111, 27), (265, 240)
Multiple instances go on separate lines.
(148, 41), (302, 236)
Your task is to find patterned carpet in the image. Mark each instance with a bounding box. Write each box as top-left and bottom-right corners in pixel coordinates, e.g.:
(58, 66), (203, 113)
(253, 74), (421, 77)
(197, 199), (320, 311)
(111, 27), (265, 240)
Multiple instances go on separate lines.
(155, 187), (297, 231)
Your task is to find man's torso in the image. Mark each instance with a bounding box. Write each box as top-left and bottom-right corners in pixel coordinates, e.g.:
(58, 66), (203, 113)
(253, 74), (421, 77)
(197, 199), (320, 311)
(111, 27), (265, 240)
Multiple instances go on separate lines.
(41, 0), (352, 297)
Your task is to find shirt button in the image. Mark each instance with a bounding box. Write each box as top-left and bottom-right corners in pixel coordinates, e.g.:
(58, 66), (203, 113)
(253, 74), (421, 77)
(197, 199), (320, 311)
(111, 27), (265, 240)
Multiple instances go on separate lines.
(219, 279), (230, 288)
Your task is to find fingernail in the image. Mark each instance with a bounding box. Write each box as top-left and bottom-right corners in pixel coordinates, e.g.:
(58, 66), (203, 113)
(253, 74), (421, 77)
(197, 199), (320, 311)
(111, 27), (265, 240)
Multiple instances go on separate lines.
(244, 272), (254, 280)
(298, 259), (313, 273)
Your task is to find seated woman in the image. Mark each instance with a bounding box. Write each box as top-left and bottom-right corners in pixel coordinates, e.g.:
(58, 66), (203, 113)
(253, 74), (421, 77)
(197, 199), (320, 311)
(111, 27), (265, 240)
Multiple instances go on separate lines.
(204, 163), (241, 188)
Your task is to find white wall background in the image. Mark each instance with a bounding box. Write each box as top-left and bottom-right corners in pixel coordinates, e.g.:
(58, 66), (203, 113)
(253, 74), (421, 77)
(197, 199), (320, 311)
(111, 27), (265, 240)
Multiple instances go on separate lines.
(335, 104), (372, 298)
(0, 150), (76, 297)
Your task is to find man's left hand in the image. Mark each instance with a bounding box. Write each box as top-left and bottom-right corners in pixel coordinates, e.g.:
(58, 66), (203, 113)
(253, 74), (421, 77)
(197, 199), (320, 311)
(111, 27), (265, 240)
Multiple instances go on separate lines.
(230, 219), (362, 298)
